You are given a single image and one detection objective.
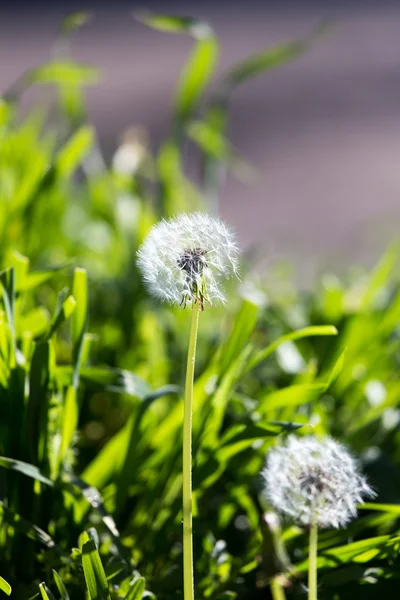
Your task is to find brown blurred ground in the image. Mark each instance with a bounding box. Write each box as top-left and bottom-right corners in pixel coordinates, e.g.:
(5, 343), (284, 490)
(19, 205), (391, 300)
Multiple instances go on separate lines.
(1, 2), (400, 279)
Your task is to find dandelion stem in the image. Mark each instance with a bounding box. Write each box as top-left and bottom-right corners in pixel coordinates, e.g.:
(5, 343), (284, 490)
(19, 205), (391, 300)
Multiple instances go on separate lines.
(270, 577), (286, 600)
(183, 300), (200, 600)
(308, 521), (318, 600)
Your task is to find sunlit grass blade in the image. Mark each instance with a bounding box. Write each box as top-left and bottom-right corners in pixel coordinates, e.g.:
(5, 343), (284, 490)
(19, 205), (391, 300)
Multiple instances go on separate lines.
(246, 325), (338, 373)
(174, 35), (218, 125)
(81, 533), (111, 600)
(39, 583), (56, 600)
(45, 290), (76, 341)
(217, 297), (260, 376)
(27, 61), (101, 87)
(55, 127), (94, 178)
(59, 386), (78, 469)
(71, 267), (88, 388)
(52, 569), (70, 600)
(58, 11), (92, 37)
(0, 457), (54, 487)
(19, 263), (70, 292)
(0, 576), (11, 596)
(125, 577), (145, 600)
(135, 12), (212, 37)
(219, 21), (331, 91)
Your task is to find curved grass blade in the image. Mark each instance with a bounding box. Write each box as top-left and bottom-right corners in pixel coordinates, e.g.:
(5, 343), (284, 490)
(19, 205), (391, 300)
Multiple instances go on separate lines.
(246, 325), (338, 373)
(135, 12), (213, 38)
(28, 61), (100, 87)
(0, 457), (54, 487)
(219, 20), (331, 93)
(58, 11), (92, 37)
(135, 12), (218, 126)
(52, 570), (70, 600)
(295, 535), (394, 572)
(260, 383), (326, 412)
(0, 576), (11, 596)
(39, 583), (56, 600)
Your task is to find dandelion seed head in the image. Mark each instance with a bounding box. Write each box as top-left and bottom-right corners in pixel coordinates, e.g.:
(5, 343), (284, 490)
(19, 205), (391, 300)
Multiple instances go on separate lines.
(262, 435), (375, 529)
(137, 212), (240, 307)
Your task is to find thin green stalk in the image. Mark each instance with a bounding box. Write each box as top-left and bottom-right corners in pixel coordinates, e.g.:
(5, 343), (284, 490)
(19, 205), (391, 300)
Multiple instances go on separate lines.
(308, 521), (318, 600)
(183, 301), (200, 600)
(270, 577), (286, 600)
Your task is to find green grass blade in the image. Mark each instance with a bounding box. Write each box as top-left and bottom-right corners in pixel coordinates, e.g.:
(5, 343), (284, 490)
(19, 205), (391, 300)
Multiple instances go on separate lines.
(246, 325), (338, 373)
(174, 35), (219, 125)
(221, 21), (330, 90)
(65, 474), (126, 562)
(81, 537), (111, 600)
(52, 570), (70, 600)
(361, 242), (400, 309)
(125, 577), (145, 600)
(59, 386), (78, 468)
(27, 61), (100, 87)
(136, 12), (218, 126)
(0, 267), (16, 367)
(39, 583), (56, 600)
(260, 383), (326, 413)
(296, 535), (393, 572)
(0, 456), (54, 487)
(135, 12), (212, 37)
(45, 290), (76, 341)
(58, 11), (92, 36)
(55, 127), (94, 177)
(19, 263), (70, 292)
(71, 267), (88, 389)
(27, 341), (51, 469)
(218, 297), (260, 376)
(359, 503), (400, 515)
(0, 576), (11, 596)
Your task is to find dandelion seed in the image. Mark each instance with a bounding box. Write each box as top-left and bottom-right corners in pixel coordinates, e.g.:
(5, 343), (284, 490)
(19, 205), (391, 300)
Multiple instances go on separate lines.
(262, 435), (375, 529)
(137, 212), (240, 308)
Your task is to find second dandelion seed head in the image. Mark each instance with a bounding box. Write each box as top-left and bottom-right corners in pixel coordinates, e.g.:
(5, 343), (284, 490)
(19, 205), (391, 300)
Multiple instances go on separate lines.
(262, 435), (375, 529)
(137, 212), (240, 309)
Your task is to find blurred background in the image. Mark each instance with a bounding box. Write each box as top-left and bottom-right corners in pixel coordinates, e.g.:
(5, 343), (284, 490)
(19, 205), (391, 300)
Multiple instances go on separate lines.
(2, 0), (400, 281)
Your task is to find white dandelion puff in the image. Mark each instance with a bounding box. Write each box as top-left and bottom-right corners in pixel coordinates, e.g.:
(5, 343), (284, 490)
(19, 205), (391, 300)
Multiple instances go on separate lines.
(262, 435), (375, 529)
(137, 212), (240, 308)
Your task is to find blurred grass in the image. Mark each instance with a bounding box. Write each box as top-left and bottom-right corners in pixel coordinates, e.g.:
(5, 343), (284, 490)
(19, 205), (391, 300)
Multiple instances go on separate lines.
(0, 10), (399, 600)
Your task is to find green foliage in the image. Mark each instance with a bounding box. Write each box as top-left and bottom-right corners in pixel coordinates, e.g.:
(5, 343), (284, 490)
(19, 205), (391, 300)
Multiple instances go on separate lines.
(0, 10), (399, 600)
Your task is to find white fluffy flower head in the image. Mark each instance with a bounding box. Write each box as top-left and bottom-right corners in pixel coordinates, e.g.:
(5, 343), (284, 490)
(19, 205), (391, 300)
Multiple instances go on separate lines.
(262, 435), (375, 529)
(137, 213), (240, 308)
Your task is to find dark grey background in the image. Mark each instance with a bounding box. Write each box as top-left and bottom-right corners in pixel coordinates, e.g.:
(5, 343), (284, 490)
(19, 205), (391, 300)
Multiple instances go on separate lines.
(2, 1), (400, 280)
